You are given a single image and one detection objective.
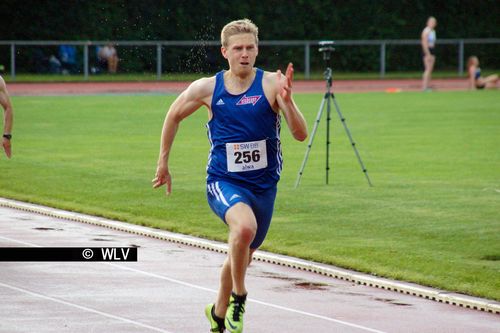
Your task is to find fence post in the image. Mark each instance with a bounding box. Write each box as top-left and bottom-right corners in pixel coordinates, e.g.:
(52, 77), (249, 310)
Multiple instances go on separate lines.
(304, 42), (310, 79)
(10, 44), (16, 80)
(380, 42), (386, 78)
(458, 39), (464, 76)
(157, 43), (162, 80)
(83, 44), (89, 80)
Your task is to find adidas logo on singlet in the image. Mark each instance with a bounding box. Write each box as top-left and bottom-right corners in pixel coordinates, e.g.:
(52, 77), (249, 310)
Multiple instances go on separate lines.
(216, 98), (225, 105)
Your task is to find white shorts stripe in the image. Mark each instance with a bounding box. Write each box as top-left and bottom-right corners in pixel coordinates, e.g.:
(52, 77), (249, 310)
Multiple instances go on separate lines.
(215, 182), (230, 207)
(209, 183), (220, 202)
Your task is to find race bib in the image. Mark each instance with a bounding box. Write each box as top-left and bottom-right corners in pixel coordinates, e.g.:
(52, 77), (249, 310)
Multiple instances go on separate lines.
(226, 140), (267, 172)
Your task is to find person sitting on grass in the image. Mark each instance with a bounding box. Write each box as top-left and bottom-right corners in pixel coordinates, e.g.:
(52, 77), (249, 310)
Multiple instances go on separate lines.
(467, 56), (498, 90)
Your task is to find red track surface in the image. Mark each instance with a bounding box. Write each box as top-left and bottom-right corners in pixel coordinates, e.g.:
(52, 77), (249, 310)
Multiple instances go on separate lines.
(8, 78), (469, 96)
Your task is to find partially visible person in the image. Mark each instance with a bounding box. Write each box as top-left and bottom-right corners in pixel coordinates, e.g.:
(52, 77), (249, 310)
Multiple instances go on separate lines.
(59, 45), (77, 74)
(421, 16), (437, 91)
(467, 56), (498, 90)
(49, 55), (62, 74)
(97, 43), (119, 74)
(0, 75), (13, 158)
(32, 48), (50, 73)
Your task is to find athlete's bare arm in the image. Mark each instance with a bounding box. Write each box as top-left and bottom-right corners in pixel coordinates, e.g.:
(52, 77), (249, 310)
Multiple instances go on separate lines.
(264, 63), (307, 142)
(0, 76), (13, 158)
(421, 29), (430, 56)
(152, 77), (215, 195)
(468, 65), (477, 90)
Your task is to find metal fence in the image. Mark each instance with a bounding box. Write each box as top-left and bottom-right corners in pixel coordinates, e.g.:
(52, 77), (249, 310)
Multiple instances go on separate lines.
(1, 39), (499, 80)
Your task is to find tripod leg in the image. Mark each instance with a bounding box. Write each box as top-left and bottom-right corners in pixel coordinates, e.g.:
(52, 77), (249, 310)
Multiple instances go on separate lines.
(331, 97), (373, 187)
(294, 94), (328, 188)
(326, 92), (332, 185)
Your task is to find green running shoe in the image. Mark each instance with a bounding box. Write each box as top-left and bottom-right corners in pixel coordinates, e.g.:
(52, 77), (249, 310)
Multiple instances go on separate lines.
(205, 303), (225, 333)
(224, 293), (247, 333)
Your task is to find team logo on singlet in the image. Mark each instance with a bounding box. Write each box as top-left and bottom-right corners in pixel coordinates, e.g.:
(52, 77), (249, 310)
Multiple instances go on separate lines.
(236, 94), (262, 106)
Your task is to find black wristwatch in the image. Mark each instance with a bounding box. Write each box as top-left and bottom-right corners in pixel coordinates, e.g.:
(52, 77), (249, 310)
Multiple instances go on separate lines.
(3, 134), (12, 140)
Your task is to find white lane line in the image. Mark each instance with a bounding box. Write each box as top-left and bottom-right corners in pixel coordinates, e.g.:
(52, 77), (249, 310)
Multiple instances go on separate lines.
(0, 235), (41, 247)
(0, 282), (174, 333)
(0, 233), (388, 333)
(0, 236), (175, 333)
(111, 264), (388, 333)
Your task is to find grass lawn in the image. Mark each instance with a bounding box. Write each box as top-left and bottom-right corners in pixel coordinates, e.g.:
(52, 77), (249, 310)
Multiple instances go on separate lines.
(1, 90), (499, 300)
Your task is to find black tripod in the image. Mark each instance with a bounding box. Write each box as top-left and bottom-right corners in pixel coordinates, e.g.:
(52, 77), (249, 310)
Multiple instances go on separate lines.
(295, 41), (373, 188)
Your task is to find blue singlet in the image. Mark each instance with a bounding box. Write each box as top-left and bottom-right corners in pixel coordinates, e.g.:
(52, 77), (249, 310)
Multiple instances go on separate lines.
(206, 68), (282, 192)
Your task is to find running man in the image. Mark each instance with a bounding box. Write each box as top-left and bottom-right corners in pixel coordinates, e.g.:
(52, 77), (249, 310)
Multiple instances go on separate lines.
(421, 16), (437, 91)
(0, 75), (13, 158)
(152, 19), (307, 333)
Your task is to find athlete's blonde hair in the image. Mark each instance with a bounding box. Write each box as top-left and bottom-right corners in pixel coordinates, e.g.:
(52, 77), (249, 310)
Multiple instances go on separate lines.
(221, 19), (259, 48)
(466, 56), (479, 77)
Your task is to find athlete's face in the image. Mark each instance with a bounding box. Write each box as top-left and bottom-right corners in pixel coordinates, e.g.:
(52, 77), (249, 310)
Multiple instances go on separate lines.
(222, 33), (258, 75)
(427, 18), (437, 29)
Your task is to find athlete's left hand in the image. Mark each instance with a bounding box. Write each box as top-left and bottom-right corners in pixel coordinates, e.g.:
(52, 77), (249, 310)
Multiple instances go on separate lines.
(277, 62), (294, 103)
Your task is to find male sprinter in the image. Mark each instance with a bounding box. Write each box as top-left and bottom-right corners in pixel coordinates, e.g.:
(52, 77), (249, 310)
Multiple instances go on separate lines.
(153, 19), (307, 333)
(0, 75), (13, 158)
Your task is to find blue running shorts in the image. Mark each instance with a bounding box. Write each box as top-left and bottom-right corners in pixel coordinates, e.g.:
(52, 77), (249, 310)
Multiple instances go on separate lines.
(206, 180), (277, 249)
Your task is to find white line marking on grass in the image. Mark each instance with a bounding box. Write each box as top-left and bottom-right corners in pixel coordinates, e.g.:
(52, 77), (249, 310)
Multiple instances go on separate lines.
(0, 282), (175, 333)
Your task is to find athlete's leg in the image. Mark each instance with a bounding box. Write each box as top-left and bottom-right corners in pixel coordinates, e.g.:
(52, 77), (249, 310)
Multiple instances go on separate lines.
(214, 248), (256, 318)
(423, 55), (435, 90)
(111, 55), (118, 73)
(206, 182), (255, 332)
(428, 55), (435, 80)
(484, 74), (499, 88)
(422, 56), (429, 90)
(225, 202), (257, 296)
(214, 256), (231, 318)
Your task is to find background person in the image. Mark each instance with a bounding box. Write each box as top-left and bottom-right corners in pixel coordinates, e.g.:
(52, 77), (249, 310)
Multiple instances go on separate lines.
(152, 19), (307, 333)
(97, 43), (119, 73)
(467, 56), (498, 90)
(0, 75), (13, 158)
(59, 44), (77, 74)
(421, 16), (437, 91)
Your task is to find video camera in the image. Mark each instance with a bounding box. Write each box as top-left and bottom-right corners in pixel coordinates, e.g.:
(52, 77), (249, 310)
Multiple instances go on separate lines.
(318, 40), (335, 61)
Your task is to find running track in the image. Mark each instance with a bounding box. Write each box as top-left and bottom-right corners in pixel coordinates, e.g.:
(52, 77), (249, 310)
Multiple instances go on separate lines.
(7, 78), (469, 96)
(0, 204), (499, 333)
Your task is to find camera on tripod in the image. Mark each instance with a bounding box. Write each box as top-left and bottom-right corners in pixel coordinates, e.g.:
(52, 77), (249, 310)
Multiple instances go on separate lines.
(319, 40), (335, 61)
(295, 40), (373, 188)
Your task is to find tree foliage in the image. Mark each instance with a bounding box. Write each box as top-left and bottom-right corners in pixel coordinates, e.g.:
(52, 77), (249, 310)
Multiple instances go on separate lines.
(1, 0), (498, 73)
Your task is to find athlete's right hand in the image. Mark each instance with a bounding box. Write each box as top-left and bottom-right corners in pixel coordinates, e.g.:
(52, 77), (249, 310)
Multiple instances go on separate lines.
(152, 163), (172, 196)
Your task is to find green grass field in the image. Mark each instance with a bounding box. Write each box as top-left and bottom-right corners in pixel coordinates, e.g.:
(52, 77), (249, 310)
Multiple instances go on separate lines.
(1, 90), (499, 300)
